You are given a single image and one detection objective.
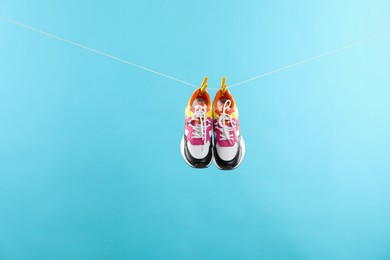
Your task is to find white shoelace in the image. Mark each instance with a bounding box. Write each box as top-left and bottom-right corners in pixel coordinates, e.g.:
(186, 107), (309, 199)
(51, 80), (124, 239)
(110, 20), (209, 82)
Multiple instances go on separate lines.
(216, 100), (236, 143)
(190, 105), (208, 145)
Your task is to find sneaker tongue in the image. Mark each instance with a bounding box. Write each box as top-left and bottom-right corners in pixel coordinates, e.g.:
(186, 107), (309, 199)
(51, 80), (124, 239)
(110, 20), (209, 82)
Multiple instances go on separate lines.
(193, 104), (206, 112)
(197, 100), (205, 107)
(217, 99), (231, 113)
(191, 104), (207, 126)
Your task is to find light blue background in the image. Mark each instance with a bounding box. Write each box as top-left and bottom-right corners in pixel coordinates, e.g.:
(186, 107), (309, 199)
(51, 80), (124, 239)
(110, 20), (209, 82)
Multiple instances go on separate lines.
(1, 1), (390, 259)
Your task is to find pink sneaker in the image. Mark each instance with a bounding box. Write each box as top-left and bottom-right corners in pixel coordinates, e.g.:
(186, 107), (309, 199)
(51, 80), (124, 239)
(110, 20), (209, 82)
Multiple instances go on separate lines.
(212, 85), (245, 170)
(180, 87), (213, 168)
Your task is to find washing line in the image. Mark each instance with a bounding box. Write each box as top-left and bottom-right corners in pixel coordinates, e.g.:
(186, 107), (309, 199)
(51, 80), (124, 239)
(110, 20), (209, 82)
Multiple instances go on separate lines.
(228, 29), (390, 88)
(1, 15), (390, 89)
(0, 15), (197, 87)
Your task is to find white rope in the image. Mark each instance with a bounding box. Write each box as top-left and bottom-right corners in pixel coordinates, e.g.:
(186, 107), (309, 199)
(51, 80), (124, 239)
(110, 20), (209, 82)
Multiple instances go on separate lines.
(0, 15), (198, 87)
(228, 29), (390, 88)
(1, 15), (390, 90)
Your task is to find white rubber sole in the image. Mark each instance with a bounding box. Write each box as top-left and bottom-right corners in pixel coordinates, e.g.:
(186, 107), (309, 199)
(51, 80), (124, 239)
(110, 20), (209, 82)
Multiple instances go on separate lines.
(180, 137), (213, 168)
(213, 136), (246, 170)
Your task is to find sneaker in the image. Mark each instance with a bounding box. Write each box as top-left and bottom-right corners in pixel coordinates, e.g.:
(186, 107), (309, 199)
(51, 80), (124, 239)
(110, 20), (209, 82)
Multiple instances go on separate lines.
(212, 79), (245, 170)
(180, 86), (213, 168)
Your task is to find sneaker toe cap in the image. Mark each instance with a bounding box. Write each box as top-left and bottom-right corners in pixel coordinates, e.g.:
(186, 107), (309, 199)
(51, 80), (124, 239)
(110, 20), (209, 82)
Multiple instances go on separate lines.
(187, 142), (210, 159)
(216, 143), (238, 161)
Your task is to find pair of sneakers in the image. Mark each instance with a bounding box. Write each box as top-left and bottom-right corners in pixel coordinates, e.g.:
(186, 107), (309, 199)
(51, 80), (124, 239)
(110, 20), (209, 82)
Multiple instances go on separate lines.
(180, 77), (245, 170)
